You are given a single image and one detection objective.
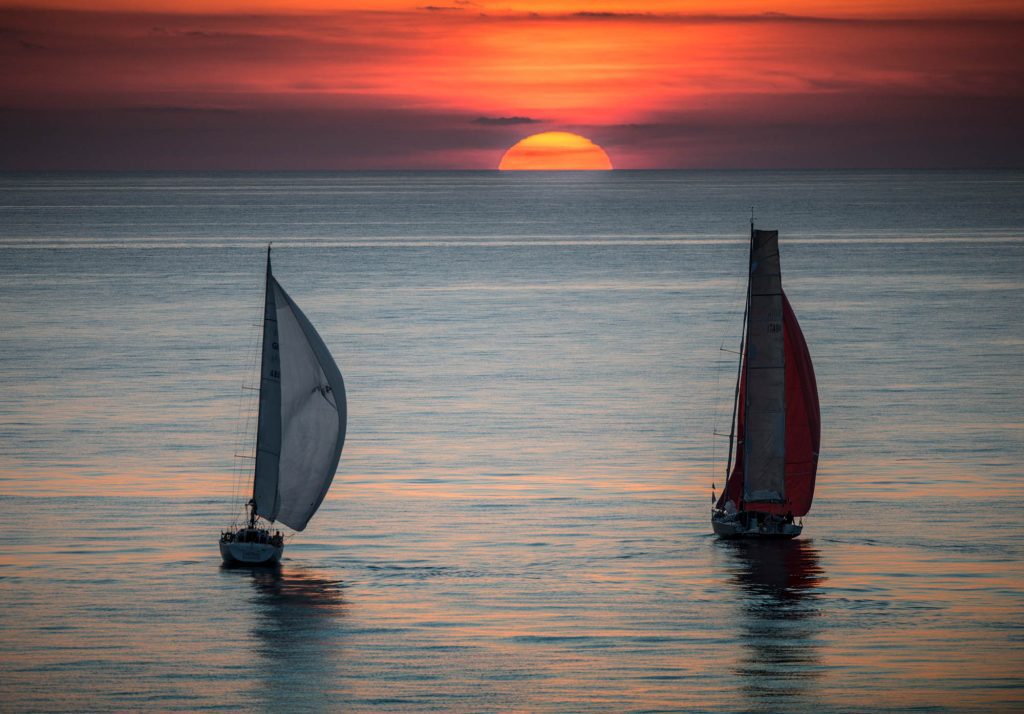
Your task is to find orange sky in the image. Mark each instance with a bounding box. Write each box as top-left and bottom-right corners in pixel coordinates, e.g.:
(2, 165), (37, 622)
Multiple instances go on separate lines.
(1, 1), (1022, 168)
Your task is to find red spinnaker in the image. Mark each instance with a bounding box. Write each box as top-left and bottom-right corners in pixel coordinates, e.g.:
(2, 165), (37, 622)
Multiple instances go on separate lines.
(717, 291), (820, 516)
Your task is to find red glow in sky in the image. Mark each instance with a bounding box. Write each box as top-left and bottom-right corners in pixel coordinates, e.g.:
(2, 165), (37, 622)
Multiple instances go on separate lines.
(1, 1), (1022, 169)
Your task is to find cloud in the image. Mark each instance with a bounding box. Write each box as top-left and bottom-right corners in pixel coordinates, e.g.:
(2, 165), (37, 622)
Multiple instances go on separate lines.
(541, 10), (1024, 27)
(116, 105), (239, 114)
(570, 12), (651, 20)
(0, 104), (517, 170)
(593, 92), (1024, 168)
(1, 5), (1022, 169)
(472, 116), (542, 125)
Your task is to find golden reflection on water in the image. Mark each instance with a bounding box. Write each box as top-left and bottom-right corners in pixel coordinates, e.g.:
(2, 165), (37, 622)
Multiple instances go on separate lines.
(722, 539), (824, 709)
(222, 564), (349, 710)
(6, 459), (1021, 503)
(2, 172), (1023, 710)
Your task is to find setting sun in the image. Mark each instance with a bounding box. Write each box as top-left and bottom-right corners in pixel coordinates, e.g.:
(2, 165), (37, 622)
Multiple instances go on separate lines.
(498, 132), (613, 171)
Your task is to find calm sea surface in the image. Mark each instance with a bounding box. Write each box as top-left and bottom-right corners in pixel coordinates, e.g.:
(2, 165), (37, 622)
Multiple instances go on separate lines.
(1, 171), (1022, 712)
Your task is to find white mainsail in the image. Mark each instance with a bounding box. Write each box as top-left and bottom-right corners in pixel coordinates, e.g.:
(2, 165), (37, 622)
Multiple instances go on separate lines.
(743, 229), (786, 503)
(252, 250), (347, 531)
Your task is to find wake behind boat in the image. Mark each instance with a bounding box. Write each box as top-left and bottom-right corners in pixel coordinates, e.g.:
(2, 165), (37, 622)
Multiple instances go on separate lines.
(712, 226), (820, 539)
(220, 247), (347, 565)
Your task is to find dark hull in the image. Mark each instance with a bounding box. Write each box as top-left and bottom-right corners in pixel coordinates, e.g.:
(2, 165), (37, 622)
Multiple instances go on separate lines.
(219, 527), (284, 565)
(712, 512), (802, 539)
(219, 540), (283, 564)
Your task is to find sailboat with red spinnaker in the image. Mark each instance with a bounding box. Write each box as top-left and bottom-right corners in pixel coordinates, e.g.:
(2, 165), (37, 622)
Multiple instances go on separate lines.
(712, 227), (820, 539)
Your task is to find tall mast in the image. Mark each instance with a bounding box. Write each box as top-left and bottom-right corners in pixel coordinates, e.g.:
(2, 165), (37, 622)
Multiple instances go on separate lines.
(724, 220), (753, 482)
(249, 244), (273, 527)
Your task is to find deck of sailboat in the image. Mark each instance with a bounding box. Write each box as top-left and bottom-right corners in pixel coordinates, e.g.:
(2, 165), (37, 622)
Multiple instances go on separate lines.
(711, 513), (802, 540)
(219, 526), (284, 565)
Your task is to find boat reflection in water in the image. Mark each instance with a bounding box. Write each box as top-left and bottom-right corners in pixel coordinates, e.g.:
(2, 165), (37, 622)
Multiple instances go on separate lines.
(223, 564), (348, 709)
(721, 538), (825, 710)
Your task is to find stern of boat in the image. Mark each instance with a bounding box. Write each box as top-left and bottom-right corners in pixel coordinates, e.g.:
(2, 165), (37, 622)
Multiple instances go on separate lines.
(712, 510), (802, 539)
(219, 528), (284, 565)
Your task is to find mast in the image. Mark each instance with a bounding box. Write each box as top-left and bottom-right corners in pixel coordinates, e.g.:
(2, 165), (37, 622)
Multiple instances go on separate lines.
(724, 220), (754, 483)
(250, 244), (273, 528)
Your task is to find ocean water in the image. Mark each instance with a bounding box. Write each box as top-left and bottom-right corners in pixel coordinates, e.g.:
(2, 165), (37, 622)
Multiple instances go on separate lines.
(0, 170), (1022, 712)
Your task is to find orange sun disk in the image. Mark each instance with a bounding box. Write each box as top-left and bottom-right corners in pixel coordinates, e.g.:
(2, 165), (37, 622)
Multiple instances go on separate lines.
(499, 132), (613, 170)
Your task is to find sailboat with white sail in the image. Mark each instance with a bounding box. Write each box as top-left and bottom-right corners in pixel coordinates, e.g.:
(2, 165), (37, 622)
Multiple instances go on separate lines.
(712, 226), (820, 539)
(220, 247), (347, 564)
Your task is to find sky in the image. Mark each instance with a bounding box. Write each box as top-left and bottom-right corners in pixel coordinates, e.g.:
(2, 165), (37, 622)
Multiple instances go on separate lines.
(1, 0), (1023, 169)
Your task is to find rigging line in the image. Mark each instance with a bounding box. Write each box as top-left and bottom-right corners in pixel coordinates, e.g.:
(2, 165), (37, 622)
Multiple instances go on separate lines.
(234, 318), (254, 515)
(231, 270), (265, 526)
(233, 290), (258, 519)
(724, 297), (747, 481)
(712, 250), (749, 408)
(724, 225), (754, 483)
(710, 234), (751, 485)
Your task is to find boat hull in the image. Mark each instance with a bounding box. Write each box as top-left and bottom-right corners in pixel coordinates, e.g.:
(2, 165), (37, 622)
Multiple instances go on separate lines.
(220, 539), (283, 565)
(219, 526), (284, 565)
(712, 513), (802, 539)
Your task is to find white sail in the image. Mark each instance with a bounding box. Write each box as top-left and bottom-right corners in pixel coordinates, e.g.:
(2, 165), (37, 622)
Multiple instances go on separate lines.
(743, 229), (786, 503)
(252, 253), (347, 531)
